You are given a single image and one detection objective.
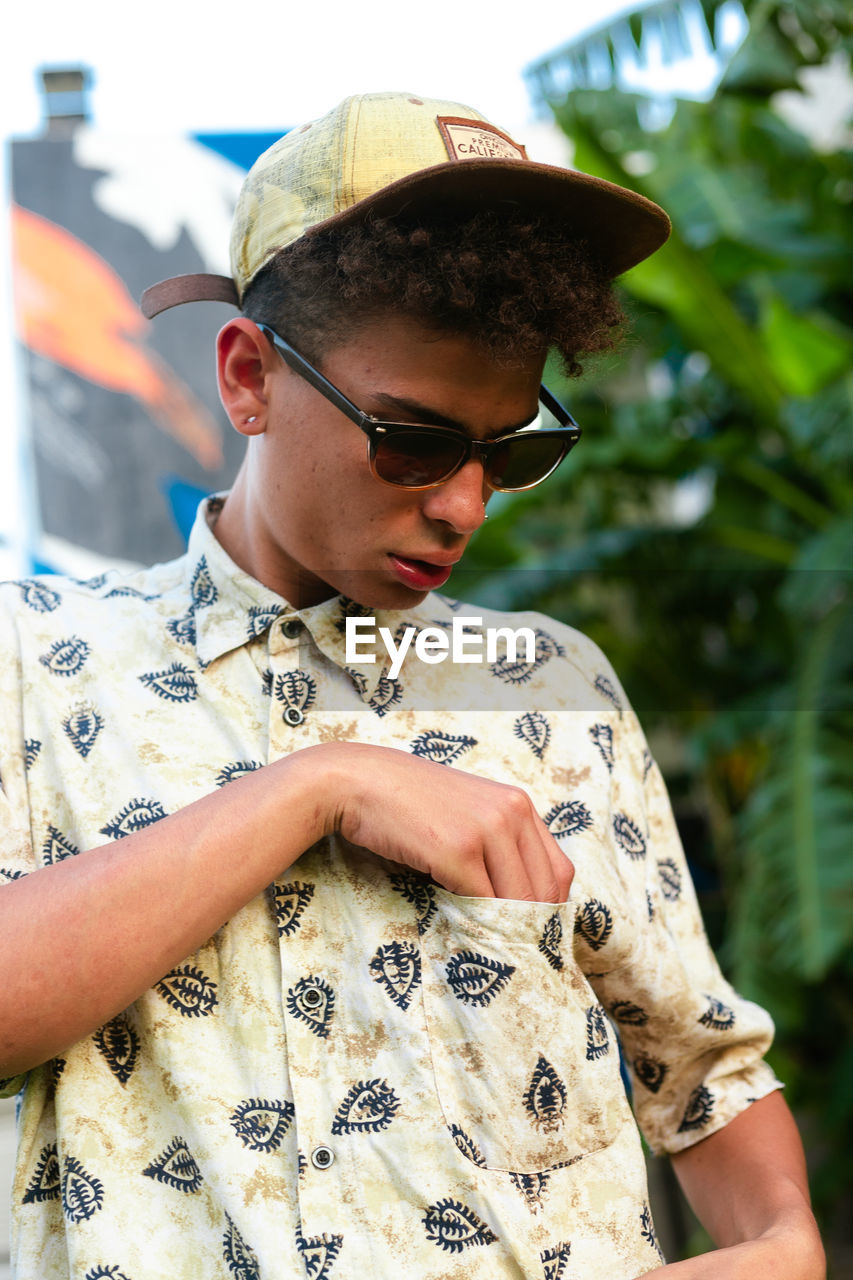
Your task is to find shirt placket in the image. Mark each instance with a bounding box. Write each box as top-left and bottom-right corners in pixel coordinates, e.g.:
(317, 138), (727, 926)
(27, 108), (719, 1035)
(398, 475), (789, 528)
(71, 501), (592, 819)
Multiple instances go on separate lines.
(265, 612), (356, 1258)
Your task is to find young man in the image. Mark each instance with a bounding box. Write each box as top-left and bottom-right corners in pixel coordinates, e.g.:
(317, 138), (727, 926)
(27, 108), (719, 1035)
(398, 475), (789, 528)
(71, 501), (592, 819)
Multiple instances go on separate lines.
(0, 92), (823, 1279)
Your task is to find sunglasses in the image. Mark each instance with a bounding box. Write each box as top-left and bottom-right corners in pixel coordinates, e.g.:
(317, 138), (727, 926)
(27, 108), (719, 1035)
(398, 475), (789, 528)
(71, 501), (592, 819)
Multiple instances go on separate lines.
(257, 323), (582, 491)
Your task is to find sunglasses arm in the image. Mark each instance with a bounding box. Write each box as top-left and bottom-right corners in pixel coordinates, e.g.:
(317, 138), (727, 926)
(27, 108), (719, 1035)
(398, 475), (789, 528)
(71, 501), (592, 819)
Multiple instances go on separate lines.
(538, 383), (580, 432)
(257, 324), (371, 432)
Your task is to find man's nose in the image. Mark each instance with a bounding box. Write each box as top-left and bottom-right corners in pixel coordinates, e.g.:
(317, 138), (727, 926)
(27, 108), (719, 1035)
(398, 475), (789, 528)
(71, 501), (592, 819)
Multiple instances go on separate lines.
(419, 458), (490, 534)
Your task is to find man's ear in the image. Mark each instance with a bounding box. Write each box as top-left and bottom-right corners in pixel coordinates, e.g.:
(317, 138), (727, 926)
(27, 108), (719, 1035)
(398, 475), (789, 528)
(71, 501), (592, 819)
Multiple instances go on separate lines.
(216, 318), (277, 436)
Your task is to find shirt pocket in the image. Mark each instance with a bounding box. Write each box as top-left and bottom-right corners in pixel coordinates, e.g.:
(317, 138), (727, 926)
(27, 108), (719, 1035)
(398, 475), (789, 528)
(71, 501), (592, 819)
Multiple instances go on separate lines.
(419, 887), (630, 1174)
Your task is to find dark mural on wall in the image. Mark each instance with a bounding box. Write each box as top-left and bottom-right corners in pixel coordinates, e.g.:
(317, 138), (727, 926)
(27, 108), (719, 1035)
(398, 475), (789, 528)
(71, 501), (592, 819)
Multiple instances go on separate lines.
(9, 130), (282, 567)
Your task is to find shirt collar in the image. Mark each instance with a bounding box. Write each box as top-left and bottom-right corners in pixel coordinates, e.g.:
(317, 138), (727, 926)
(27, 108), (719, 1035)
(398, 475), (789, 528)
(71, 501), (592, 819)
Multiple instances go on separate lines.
(184, 496), (433, 699)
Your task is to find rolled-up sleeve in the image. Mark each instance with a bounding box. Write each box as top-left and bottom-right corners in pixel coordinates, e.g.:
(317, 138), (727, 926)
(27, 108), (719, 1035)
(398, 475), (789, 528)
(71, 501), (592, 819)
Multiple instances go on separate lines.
(571, 669), (781, 1156)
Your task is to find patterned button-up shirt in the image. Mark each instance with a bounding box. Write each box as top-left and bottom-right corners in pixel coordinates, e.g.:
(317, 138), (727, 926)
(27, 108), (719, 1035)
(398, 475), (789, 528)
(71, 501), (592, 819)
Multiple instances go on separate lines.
(1, 498), (779, 1280)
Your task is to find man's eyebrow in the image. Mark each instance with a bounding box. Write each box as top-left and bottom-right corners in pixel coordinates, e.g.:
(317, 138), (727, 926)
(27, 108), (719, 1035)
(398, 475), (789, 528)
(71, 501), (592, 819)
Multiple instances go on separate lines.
(369, 390), (539, 437)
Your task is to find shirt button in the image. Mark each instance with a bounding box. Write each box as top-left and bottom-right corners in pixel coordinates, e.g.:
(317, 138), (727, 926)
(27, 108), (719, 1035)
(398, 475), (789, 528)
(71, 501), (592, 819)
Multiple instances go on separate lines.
(311, 1145), (335, 1170)
(282, 618), (302, 639)
(283, 706), (305, 726)
(302, 985), (324, 1009)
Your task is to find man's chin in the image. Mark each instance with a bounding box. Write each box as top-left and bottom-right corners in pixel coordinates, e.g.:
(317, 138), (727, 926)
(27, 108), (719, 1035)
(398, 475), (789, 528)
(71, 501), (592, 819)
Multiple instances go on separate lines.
(339, 580), (431, 612)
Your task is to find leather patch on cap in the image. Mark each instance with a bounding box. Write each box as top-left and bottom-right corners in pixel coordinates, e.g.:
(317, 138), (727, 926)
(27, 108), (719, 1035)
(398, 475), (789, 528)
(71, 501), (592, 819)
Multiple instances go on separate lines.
(437, 116), (527, 161)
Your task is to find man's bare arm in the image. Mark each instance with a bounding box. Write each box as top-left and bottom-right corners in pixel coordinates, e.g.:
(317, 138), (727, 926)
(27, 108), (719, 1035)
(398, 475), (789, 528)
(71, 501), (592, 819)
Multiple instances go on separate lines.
(0, 741), (572, 1077)
(638, 1091), (825, 1279)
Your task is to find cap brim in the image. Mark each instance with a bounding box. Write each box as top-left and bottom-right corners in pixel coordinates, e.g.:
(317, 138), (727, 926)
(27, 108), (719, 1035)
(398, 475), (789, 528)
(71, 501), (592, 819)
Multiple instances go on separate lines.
(141, 158), (669, 318)
(313, 158), (671, 279)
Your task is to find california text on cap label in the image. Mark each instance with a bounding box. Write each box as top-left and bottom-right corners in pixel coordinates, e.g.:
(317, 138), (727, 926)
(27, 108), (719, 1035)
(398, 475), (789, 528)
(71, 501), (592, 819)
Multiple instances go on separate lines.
(437, 117), (528, 162)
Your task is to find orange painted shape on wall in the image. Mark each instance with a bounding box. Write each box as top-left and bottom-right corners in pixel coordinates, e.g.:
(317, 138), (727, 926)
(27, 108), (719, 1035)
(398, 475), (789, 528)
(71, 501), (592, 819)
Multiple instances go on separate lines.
(11, 205), (223, 469)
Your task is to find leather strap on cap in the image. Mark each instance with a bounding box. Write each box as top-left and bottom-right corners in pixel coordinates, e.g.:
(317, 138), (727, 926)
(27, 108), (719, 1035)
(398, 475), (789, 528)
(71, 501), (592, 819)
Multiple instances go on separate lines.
(140, 273), (240, 319)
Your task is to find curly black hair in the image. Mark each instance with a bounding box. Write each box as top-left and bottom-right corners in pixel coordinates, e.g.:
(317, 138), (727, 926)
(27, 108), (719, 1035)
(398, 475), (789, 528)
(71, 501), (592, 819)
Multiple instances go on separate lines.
(241, 208), (625, 377)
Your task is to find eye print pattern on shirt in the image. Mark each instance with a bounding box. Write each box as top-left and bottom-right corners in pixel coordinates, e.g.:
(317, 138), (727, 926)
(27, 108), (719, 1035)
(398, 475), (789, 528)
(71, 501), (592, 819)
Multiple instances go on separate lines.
(541, 1241), (572, 1280)
(166, 610), (197, 647)
(445, 950), (515, 1005)
(62, 1155), (104, 1222)
(585, 1006), (610, 1060)
(544, 801), (594, 840)
(155, 965), (218, 1017)
(190, 557), (218, 609)
(230, 1098), (295, 1151)
(224, 1214), (261, 1280)
(93, 1013), (139, 1086)
(422, 1198), (497, 1253)
(334, 597), (373, 633)
(678, 1084), (715, 1132)
(331, 1079), (400, 1134)
(138, 661), (199, 703)
(271, 881), (316, 936)
(609, 999), (649, 1027)
(295, 1224), (343, 1279)
(63, 703), (104, 758)
(633, 1055), (668, 1093)
(286, 976), (335, 1037)
(389, 871), (437, 935)
(215, 760), (263, 787)
(574, 899), (613, 951)
(18, 580), (61, 612)
(588, 723), (614, 772)
(275, 670), (316, 720)
(488, 626), (564, 685)
(100, 798), (167, 839)
(24, 738), (41, 769)
(640, 1203), (665, 1260)
(657, 858), (682, 901)
(369, 940), (421, 1010)
(246, 604), (282, 640)
(142, 1138), (203, 1193)
(42, 824), (79, 865)
(511, 1171), (550, 1214)
(699, 996), (736, 1030)
(450, 1124), (486, 1167)
(104, 584), (158, 600)
(369, 673), (403, 717)
(612, 812), (646, 860)
(39, 636), (90, 676)
(523, 1056), (567, 1132)
(514, 711), (550, 761)
(593, 672), (623, 717)
(538, 911), (564, 970)
(22, 1143), (60, 1203)
(410, 731), (477, 765)
(83, 1266), (132, 1279)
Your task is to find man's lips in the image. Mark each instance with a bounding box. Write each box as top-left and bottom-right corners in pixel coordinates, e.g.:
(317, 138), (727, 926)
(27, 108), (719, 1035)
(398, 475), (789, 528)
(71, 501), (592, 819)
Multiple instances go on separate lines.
(388, 553), (462, 589)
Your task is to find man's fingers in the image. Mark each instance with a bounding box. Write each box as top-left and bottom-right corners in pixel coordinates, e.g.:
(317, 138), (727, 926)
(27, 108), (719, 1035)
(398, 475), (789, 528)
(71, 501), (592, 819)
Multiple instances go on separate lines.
(482, 834), (537, 902)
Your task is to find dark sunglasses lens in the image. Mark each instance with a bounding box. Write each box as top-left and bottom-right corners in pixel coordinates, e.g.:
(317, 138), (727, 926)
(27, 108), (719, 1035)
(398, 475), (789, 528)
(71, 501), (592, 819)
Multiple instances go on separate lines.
(373, 431), (467, 487)
(487, 435), (569, 490)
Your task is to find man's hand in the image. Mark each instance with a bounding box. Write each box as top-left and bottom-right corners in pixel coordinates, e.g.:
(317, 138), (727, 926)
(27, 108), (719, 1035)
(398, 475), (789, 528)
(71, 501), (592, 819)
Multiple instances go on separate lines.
(318, 741), (573, 903)
(637, 1221), (825, 1278)
(0, 739), (571, 1077)
(638, 1093), (825, 1280)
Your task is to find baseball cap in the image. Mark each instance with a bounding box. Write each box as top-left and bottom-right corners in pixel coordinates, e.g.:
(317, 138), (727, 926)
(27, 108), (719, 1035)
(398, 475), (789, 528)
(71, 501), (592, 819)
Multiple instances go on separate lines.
(140, 90), (670, 320)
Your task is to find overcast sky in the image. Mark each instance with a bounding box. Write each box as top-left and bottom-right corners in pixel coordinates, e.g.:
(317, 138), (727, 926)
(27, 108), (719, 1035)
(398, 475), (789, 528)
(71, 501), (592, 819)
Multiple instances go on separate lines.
(1, 0), (640, 139)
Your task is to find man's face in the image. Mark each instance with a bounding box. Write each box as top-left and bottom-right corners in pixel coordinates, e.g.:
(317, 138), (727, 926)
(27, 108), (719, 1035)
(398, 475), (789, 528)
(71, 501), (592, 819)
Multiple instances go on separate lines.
(231, 315), (546, 609)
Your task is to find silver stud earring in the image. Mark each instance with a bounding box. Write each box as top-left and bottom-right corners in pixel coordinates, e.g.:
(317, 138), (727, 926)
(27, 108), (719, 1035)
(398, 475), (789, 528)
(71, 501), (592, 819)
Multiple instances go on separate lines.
(246, 415), (258, 424)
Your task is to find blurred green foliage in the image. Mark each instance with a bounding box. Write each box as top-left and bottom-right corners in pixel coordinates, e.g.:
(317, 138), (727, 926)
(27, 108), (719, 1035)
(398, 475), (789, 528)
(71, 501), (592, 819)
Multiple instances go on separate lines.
(455, 0), (853, 1240)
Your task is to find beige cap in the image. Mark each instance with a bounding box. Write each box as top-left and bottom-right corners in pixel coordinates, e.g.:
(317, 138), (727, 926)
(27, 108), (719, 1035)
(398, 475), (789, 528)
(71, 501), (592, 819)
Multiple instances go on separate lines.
(141, 91), (670, 319)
